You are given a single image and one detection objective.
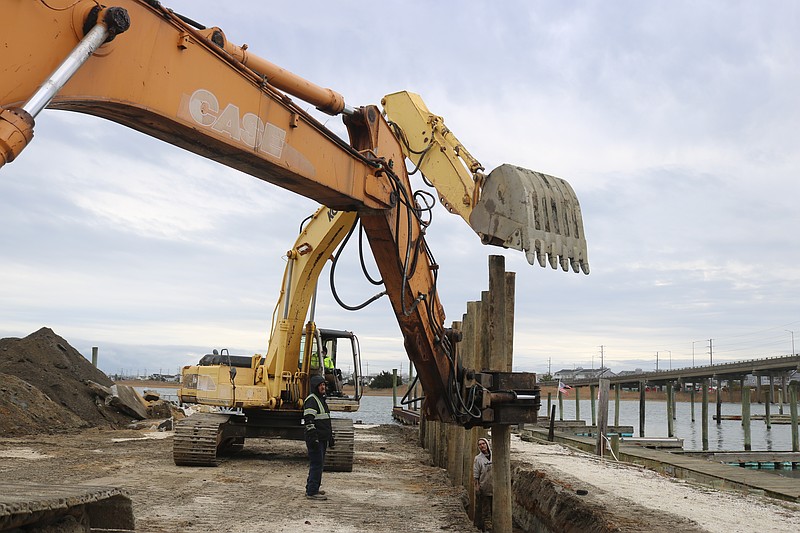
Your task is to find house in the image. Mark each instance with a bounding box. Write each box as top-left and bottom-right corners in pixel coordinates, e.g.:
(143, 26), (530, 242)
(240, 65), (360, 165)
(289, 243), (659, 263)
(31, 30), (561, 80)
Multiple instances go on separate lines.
(553, 367), (615, 381)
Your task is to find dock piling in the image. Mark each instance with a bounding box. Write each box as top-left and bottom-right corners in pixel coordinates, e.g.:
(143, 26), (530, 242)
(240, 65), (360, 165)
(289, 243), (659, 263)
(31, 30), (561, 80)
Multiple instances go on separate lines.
(742, 386), (751, 451)
(596, 379), (610, 456)
(666, 382), (674, 438)
(765, 389), (772, 429)
(639, 380), (646, 438)
(702, 378), (709, 451)
(790, 383), (798, 452)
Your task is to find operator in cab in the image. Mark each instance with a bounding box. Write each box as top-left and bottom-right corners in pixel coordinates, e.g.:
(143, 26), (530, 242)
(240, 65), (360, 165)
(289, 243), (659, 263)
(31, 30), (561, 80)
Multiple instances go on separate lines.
(304, 375), (334, 500)
(322, 346), (342, 395)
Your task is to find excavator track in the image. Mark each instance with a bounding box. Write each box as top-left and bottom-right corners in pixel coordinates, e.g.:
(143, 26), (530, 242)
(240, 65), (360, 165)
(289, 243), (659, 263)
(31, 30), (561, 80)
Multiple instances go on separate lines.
(324, 418), (355, 472)
(173, 413), (232, 466)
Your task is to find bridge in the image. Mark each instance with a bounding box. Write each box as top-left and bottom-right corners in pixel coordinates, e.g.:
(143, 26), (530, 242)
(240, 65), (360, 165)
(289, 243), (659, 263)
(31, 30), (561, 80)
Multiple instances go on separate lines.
(562, 354), (800, 392)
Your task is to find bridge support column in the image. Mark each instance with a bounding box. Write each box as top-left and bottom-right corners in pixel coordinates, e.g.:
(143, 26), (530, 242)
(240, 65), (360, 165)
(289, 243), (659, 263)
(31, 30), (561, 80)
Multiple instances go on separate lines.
(756, 374), (763, 403)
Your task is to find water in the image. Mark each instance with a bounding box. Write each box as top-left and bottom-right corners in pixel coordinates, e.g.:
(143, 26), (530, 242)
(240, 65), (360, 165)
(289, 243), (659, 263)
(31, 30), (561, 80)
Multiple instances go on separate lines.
(140, 387), (796, 452)
(133, 386), (180, 403)
(549, 397), (796, 452)
(335, 395), (397, 425)
(135, 386), (398, 425)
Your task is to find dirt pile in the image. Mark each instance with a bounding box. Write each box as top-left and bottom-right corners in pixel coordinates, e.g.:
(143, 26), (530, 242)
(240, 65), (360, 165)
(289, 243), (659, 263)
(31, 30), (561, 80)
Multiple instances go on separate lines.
(0, 327), (136, 435)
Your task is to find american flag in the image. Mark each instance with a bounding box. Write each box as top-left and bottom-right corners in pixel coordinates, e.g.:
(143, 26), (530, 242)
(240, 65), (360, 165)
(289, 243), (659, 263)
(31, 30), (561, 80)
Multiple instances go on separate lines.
(558, 381), (572, 395)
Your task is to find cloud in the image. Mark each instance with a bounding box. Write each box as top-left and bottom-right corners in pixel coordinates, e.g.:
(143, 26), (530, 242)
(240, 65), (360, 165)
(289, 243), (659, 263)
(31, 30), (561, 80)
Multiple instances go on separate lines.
(1, 0), (798, 383)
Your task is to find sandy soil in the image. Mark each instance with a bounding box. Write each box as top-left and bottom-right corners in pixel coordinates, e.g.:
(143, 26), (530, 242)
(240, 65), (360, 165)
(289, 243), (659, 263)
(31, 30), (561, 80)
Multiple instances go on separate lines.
(511, 434), (800, 533)
(0, 423), (475, 532)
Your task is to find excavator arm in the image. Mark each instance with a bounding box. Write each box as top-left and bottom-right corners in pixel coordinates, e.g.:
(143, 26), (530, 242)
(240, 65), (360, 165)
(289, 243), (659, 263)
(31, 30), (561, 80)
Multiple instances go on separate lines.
(1, 1), (589, 425)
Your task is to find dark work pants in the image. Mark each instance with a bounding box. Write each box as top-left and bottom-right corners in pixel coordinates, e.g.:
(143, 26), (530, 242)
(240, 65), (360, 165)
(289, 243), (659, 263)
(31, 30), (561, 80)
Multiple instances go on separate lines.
(475, 492), (492, 531)
(305, 440), (327, 496)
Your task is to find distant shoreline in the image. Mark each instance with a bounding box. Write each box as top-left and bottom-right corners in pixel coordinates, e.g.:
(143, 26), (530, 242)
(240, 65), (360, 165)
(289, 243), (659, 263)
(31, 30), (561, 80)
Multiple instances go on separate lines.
(115, 380), (408, 397)
(116, 381), (756, 403)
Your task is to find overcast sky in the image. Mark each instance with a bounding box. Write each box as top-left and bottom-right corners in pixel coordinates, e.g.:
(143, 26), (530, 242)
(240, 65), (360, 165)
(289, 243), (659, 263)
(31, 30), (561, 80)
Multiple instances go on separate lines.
(2, 1), (799, 379)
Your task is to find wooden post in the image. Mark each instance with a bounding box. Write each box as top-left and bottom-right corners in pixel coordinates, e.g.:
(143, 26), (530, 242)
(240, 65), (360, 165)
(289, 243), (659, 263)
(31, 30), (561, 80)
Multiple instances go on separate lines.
(790, 384), (798, 453)
(666, 382), (674, 438)
(558, 390), (564, 421)
(702, 378), (709, 451)
(450, 320), (464, 487)
(392, 369), (398, 408)
(779, 387), (784, 416)
(596, 379), (610, 456)
(765, 389), (772, 429)
(742, 386), (751, 451)
(672, 384), (677, 420)
(504, 271), (515, 373)
(769, 374), (775, 404)
(488, 255), (512, 533)
(463, 301), (481, 516)
(690, 385), (695, 422)
(575, 387), (581, 422)
(639, 381), (646, 438)
(547, 392), (552, 419)
(614, 384), (620, 427)
(548, 405), (556, 442)
(590, 384), (597, 426)
(715, 378), (722, 425)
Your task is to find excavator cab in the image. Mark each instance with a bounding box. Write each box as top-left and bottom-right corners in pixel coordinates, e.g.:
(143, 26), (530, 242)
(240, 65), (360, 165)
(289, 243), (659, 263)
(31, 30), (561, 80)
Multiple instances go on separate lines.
(299, 327), (363, 411)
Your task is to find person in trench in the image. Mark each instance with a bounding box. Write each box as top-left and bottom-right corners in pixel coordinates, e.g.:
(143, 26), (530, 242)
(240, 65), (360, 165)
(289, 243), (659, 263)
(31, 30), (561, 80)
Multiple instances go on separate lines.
(473, 437), (493, 531)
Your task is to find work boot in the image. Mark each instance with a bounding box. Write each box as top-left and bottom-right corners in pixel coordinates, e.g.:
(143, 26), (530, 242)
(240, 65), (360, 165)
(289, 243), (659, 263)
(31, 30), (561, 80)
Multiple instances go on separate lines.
(305, 493), (327, 501)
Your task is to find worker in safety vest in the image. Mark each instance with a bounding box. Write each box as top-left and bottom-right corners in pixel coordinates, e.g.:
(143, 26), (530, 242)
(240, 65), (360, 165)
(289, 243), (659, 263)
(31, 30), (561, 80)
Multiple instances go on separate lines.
(309, 349), (320, 371)
(322, 346), (342, 394)
(304, 375), (333, 500)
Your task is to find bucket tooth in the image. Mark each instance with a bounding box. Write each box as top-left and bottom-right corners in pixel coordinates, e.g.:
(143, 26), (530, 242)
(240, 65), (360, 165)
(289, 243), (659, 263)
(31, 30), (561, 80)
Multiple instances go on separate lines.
(469, 164), (589, 274)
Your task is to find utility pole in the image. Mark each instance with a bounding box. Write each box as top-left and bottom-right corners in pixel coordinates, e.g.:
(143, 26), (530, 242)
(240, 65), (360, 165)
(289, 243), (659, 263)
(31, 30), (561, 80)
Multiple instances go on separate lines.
(599, 345), (605, 371)
(692, 341), (696, 367)
(786, 330), (796, 356)
(655, 351), (659, 371)
(548, 357), (551, 376)
(708, 339), (713, 366)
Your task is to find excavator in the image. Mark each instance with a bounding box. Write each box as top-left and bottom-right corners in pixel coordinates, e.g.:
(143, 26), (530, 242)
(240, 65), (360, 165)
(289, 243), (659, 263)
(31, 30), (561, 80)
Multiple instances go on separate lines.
(176, 206), (365, 469)
(0, 1), (590, 475)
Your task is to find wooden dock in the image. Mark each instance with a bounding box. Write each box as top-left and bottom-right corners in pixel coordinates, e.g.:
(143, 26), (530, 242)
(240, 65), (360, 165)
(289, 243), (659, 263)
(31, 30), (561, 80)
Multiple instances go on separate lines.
(391, 406), (419, 425)
(522, 427), (800, 503)
(714, 414), (794, 424)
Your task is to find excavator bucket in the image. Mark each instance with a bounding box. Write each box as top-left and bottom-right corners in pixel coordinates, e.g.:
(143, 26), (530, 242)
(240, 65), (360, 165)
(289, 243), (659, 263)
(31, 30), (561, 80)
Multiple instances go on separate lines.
(469, 164), (590, 274)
